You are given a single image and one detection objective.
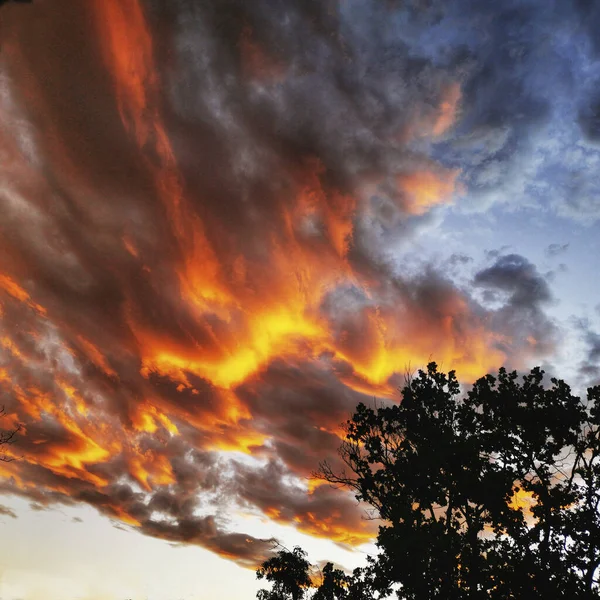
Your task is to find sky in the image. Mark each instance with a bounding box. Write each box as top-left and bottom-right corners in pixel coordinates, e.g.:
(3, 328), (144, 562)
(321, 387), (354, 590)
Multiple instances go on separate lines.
(0, 0), (600, 598)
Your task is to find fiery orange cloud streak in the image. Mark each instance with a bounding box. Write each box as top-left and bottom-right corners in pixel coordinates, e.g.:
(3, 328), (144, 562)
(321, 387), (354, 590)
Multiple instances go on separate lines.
(0, 274), (46, 316)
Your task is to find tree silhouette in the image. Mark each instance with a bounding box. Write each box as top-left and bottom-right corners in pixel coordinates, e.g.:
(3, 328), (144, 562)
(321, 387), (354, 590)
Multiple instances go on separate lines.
(312, 563), (349, 600)
(256, 546), (313, 600)
(316, 363), (600, 599)
(256, 550), (383, 600)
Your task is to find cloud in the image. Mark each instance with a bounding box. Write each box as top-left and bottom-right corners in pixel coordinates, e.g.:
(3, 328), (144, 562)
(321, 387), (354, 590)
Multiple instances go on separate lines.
(447, 253), (473, 267)
(231, 458), (377, 547)
(474, 254), (557, 361)
(545, 243), (570, 258)
(0, 0), (562, 567)
(576, 319), (600, 385)
(577, 87), (600, 143)
(475, 254), (553, 308)
(0, 503), (17, 518)
(393, 0), (600, 221)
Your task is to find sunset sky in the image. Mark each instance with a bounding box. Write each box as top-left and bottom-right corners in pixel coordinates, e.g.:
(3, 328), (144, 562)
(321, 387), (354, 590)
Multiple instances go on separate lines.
(1, 0), (600, 598)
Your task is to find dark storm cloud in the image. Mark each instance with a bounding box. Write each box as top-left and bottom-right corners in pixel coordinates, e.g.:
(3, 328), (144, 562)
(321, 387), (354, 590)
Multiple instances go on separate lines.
(236, 357), (372, 477)
(577, 87), (600, 142)
(474, 254), (557, 358)
(139, 516), (275, 568)
(576, 319), (600, 384)
(572, 0), (600, 77)
(144, 0), (466, 268)
(475, 254), (552, 308)
(231, 458), (376, 546)
(161, 0), (454, 180)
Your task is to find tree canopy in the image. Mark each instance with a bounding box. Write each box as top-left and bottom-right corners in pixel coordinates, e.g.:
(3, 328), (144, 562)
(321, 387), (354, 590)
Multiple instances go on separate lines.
(256, 546), (313, 600)
(256, 363), (600, 599)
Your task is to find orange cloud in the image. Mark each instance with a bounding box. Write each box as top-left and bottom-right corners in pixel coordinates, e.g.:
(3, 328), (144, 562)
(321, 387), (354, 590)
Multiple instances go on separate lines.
(0, 274), (46, 315)
(397, 169), (460, 215)
(432, 82), (462, 137)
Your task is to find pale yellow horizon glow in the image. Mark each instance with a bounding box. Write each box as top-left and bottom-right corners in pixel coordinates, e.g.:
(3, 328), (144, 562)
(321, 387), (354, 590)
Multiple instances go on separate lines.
(0, 496), (371, 600)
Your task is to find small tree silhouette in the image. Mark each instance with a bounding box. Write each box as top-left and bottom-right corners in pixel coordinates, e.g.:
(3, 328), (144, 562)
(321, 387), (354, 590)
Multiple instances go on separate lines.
(256, 551), (382, 600)
(256, 546), (312, 600)
(312, 563), (349, 600)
